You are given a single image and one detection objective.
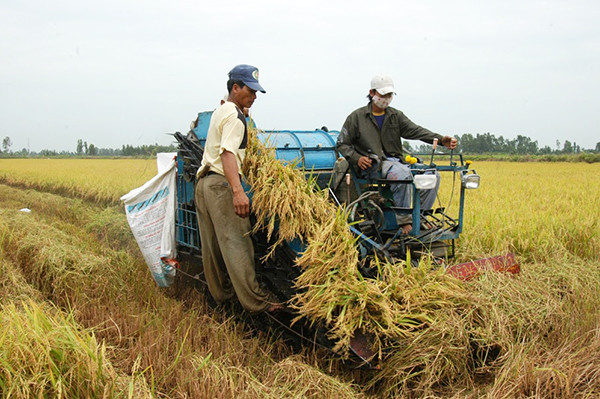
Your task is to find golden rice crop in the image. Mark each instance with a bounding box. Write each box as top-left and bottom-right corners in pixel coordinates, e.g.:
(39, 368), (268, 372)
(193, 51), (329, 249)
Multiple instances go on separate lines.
(0, 158), (156, 205)
(458, 162), (600, 263)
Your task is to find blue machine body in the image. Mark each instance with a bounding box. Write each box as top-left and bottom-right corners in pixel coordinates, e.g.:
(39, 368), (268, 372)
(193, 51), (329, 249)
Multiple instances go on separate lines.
(191, 111), (339, 171)
(175, 111), (474, 262)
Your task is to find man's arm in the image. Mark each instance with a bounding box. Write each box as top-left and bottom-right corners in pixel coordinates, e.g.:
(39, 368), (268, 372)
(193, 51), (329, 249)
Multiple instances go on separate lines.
(221, 150), (249, 218)
(396, 110), (457, 149)
(396, 111), (442, 143)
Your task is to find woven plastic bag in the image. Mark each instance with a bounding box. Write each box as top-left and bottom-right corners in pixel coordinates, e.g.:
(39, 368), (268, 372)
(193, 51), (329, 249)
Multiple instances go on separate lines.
(121, 153), (178, 287)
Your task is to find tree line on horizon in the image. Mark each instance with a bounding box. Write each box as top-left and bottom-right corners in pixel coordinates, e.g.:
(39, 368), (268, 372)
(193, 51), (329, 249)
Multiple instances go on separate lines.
(0, 136), (177, 157)
(407, 132), (599, 155)
(0, 133), (599, 157)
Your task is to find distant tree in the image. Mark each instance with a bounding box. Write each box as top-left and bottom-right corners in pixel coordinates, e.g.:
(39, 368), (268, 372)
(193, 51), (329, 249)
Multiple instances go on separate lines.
(495, 135), (507, 152)
(98, 147), (121, 156)
(457, 133), (474, 152)
(539, 145), (553, 155)
(2, 136), (12, 153)
(596, 142), (600, 153)
(77, 139), (83, 155)
(84, 141), (88, 155)
(40, 149), (57, 156)
(515, 135), (538, 154)
(454, 132), (564, 154)
(88, 143), (97, 156)
(122, 144), (133, 156)
(501, 137), (513, 153)
(121, 143), (177, 156)
(562, 140), (573, 154)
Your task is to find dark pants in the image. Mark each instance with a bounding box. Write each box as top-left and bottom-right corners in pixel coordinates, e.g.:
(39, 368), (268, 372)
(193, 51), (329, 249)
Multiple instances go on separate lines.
(194, 173), (268, 312)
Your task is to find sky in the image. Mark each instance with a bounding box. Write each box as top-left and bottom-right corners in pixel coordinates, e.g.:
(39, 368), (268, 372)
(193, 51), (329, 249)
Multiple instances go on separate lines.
(1, 0), (599, 153)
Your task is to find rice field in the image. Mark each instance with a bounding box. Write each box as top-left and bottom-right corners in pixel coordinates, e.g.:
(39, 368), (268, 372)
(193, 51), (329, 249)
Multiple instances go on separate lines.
(0, 158), (157, 206)
(0, 153), (599, 398)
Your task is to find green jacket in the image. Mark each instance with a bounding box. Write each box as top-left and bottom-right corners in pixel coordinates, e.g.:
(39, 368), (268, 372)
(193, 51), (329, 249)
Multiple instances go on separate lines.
(336, 102), (443, 167)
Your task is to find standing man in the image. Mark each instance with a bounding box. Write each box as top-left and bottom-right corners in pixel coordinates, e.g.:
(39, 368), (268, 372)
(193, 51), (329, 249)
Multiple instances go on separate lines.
(195, 64), (282, 313)
(336, 74), (458, 233)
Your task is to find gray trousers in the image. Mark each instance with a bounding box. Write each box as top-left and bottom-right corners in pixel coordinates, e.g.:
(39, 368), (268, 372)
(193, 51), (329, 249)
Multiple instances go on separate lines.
(194, 173), (269, 313)
(382, 158), (440, 210)
(361, 158), (440, 210)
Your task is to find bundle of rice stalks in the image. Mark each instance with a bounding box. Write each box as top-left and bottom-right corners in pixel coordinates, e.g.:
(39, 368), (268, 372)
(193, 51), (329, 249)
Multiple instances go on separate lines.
(264, 356), (367, 399)
(243, 130), (493, 387)
(186, 354), (364, 399)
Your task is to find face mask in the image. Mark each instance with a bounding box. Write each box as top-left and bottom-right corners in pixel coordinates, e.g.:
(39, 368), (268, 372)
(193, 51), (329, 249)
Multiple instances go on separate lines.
(372, 94), (392, 109)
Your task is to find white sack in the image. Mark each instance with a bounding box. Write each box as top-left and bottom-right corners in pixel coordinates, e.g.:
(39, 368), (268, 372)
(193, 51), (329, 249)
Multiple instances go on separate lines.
(120, 155), (178, 287)
(157, 152), (177, 174)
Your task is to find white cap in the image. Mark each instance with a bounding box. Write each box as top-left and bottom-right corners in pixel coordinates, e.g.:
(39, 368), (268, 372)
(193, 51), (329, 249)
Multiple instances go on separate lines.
(370, 74), (395, 95)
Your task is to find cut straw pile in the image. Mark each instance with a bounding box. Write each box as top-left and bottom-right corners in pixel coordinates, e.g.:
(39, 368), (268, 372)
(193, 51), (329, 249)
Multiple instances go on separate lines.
(242, 130), (493, 370)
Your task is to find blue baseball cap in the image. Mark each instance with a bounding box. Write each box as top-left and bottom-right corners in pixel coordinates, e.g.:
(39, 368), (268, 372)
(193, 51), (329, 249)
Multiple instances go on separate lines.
(228, 64), (266, 93)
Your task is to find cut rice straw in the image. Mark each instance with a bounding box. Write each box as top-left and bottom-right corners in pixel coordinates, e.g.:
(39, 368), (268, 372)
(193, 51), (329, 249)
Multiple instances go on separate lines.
(242, 129), (489, 357)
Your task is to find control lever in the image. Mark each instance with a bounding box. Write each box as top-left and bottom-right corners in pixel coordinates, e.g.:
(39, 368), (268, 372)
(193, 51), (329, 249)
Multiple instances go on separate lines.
(429, 138), (438, 166)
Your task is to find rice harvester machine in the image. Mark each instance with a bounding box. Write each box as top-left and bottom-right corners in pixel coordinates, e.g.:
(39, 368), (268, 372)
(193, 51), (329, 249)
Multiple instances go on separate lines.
(172, 111), (519, 365)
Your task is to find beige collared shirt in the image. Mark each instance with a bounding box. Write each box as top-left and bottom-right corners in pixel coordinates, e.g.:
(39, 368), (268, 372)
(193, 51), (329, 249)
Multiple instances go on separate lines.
(197, 101), (248, 177)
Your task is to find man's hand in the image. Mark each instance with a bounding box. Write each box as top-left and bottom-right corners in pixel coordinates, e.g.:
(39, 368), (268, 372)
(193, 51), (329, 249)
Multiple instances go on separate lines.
(442, 136), (458, 150)
(232, 189), (250, 218)
(357, 156), (373, 170)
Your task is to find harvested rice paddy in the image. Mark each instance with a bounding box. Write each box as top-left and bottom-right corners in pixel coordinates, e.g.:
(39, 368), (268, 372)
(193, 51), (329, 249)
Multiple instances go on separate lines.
(0, 152), (599, 398)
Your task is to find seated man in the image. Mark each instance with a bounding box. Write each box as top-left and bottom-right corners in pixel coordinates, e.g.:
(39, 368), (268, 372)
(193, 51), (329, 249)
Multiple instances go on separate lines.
(336, 74), (458, 233)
